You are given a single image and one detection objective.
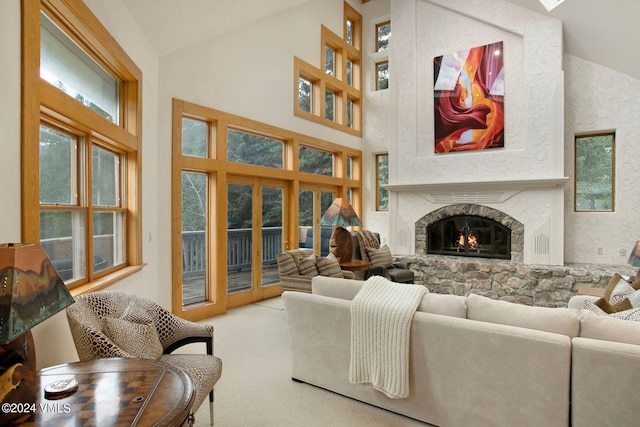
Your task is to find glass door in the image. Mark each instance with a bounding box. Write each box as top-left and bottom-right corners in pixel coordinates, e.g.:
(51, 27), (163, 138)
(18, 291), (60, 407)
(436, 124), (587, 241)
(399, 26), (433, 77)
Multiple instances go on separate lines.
(298, 186), (336, 256)
(227, 177), (286, 307)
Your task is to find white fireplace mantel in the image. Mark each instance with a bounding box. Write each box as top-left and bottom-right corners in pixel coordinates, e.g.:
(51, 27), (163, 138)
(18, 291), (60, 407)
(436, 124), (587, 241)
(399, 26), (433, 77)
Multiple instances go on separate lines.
(384, 177), (569, 204)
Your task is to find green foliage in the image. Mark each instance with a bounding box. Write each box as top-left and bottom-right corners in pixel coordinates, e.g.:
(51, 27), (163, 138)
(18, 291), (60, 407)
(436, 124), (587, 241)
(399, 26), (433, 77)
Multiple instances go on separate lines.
(227, 129), (283, 168)
(576, 134), (614, 211)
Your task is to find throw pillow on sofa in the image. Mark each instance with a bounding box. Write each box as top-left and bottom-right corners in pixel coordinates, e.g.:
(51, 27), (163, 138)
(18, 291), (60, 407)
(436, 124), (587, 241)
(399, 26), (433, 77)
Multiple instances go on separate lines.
(298, 254), (319, 276)
(366, 244), (394, 268)
(589, 273), (640, 314)
(316, 253), (343, 278)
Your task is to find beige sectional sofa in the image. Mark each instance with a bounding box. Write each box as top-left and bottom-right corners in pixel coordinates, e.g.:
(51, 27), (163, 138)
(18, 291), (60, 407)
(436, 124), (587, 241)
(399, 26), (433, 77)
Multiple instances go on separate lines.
(282, 276), (640, 427)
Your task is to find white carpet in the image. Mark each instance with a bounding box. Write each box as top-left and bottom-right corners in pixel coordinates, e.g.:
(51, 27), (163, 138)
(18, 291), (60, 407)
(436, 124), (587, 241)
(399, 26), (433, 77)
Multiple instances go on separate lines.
(190, 297), (430, 427)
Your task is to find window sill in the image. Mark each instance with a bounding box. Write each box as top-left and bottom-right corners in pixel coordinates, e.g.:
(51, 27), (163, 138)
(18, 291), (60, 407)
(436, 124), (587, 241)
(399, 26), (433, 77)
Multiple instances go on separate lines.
(69, 264), (145, 297)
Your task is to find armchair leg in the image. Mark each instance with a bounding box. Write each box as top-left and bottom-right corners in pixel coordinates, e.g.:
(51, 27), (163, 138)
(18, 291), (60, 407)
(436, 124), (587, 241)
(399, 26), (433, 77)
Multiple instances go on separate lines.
(209, 390), (214, 426)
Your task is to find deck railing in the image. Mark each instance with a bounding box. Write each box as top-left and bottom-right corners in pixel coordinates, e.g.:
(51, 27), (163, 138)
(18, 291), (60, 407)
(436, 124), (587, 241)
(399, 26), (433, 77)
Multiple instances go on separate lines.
(42, 228), (282, 280)
(182, 227), (282, 277)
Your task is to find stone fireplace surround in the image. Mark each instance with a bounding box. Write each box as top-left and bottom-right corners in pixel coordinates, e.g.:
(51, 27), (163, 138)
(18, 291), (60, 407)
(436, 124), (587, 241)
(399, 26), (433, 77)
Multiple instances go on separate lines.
(403, 203), (636, 307)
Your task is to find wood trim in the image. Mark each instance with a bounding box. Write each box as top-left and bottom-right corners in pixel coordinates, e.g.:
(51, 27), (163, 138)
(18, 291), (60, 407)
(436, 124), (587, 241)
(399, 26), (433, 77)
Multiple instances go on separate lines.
(292, 2), (362, 136)
(22, 0), (143, 290)
(172, 99), (362, 320)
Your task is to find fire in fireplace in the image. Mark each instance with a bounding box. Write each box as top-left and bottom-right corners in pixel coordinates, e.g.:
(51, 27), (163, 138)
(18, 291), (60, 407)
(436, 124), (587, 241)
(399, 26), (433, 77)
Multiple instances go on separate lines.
(428, 215), (511, 259)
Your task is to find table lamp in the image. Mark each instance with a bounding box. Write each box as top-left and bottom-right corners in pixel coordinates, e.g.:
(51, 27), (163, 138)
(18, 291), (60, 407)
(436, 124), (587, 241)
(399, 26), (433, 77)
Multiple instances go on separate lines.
(628, 240), (640, 282)
(319, 198), (362, 263)
(0, 243), (74, 424)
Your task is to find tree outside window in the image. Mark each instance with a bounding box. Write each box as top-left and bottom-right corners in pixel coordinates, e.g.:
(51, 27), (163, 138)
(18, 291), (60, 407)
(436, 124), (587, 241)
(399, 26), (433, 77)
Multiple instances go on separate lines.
(575, 132), (615, 212)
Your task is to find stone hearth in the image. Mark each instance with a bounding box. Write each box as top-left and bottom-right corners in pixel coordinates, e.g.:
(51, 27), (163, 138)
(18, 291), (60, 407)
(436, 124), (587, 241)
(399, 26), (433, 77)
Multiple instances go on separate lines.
(398, 255), (636, 308)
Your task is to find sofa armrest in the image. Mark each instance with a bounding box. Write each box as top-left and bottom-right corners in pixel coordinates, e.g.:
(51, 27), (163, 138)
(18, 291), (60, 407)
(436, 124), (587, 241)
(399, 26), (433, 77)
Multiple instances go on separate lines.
(572, 337), (640, 426)
(364, 265), (390, 280)
(392, 261), (410, 270)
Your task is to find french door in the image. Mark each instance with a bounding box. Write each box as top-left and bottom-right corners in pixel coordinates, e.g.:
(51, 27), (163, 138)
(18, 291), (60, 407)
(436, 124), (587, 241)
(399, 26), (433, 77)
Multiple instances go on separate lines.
(226, 177), (287, 308)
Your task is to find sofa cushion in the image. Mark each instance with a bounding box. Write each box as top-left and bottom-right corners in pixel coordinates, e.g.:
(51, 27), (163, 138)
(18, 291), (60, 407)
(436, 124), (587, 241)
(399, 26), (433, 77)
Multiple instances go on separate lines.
(366, 245), (393, 268)
(312, 275), (363, 299)
(466, 294), (580, 337)
(311, 276), (467, 318)
(579, 308), (640, 345)
(298, 254), (319, 276)
(417, 293), (467, 318)
(316, 254), (343, 278)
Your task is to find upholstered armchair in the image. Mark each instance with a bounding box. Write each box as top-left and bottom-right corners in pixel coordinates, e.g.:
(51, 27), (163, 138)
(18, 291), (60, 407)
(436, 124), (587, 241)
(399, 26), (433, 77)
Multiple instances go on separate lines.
(277, 248), (357, 293)
(352, 230), (415, 284)
(66, 290), (222, 426)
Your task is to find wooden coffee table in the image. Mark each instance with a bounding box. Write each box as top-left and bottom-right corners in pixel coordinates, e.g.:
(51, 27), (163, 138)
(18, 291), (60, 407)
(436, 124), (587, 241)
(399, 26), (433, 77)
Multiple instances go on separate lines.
(19, 358), (194, 427)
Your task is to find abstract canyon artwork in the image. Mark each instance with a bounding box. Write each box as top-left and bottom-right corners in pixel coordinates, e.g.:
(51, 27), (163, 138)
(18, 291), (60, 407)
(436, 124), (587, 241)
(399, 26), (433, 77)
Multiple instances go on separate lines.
(433, 41), (504, 153)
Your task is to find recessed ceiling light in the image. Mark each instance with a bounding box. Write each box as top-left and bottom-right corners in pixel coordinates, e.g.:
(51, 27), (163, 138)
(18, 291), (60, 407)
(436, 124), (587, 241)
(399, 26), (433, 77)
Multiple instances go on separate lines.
(538, 0), (567, 11)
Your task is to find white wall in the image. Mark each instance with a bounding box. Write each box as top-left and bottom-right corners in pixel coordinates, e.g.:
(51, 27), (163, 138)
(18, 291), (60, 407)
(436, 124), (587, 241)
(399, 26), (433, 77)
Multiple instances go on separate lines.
(155, 0), (364, 305)
(0, 0), (161, 369)
(563, 55), (640, 264)
(369, 0), (567, 263)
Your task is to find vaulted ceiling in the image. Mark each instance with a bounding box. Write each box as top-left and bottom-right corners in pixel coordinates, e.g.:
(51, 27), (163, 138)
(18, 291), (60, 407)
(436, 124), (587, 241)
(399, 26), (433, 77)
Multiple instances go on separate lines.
(120, 0), (640, 80)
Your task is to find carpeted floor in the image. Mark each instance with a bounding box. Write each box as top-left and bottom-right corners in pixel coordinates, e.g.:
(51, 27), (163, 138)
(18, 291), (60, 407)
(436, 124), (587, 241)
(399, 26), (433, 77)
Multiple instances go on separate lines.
(189, 296), (429, 427)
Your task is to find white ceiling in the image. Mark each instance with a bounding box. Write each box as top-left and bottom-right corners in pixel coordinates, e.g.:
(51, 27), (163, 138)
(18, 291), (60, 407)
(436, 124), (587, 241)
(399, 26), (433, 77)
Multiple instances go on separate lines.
(120, 0), (640, 80)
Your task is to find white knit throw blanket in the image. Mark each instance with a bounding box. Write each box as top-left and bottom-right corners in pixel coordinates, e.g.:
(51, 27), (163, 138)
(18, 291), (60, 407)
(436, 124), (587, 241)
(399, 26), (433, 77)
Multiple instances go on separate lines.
(349, 276), (427, 399)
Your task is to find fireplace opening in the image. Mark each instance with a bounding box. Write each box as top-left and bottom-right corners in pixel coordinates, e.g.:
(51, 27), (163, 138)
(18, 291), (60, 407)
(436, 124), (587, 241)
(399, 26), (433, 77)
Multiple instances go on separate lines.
(428, 215), (511, 260)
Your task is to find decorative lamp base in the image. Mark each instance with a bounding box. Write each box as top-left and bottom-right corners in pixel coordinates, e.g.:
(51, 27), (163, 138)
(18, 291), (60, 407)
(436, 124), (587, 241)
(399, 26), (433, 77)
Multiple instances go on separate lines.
(0, 330), (37, 425)
(329, 226), (354, 263)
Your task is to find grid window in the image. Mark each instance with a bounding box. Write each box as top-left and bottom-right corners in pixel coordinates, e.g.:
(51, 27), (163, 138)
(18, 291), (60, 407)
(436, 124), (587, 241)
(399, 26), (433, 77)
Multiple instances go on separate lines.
(40, 13), (119, 124)
(298, 77), (313, 113)
(293, 2), (361, 136)
(227, 129), (284, 169)
(299, 146), (334, 176)
(376, 61), (389, 90)
(325, 46), (336, 76)
(325, 90), (336, 121)
(376, 21), (391, 52)
(376, 153), (389, 211)
(182, 118), (209, 158)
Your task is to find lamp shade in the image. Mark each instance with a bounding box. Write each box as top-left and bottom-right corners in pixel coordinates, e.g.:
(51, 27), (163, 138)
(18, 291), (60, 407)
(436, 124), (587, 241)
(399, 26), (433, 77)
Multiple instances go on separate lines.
(628, 241), (640, 267)
(0, 243), (74, 344)
(319, 198), (362, 227)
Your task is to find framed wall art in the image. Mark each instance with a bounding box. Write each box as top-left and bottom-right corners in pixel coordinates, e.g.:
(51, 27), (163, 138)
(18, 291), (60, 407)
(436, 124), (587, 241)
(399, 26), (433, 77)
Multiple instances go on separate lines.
(433, 41), (504, 153)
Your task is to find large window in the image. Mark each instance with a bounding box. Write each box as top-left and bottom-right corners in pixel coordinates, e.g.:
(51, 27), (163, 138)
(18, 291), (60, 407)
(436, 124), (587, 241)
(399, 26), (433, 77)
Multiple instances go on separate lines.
(575, 132), (615, 212)
(22, 0), (142, 294)
(173, 99), (362, 321)
(293, 2), (362, 136)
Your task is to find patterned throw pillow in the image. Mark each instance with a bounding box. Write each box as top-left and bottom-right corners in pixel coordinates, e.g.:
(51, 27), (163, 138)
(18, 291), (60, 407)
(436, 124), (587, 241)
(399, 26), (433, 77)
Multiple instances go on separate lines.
(366, 244), (394, 268)
(298, 254), (319, 276)
(277, 252), (299, 276)
(594, 273), (640, 313)
(103, 301), (163, 359)
(316, 254), (343, 278)
(354, 230), (380, 263)
(583, 300), (640, 322)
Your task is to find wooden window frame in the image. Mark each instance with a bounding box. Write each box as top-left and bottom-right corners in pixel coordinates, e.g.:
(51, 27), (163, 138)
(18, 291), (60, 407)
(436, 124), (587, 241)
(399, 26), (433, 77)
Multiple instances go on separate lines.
(173, 99), (362, 320)
(574, 131), (616, 212)
(22, 0), (143, 295)
(375, 20), (391, 53)
(375, 153), (389, 211)
(294, 1), (362, 136)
